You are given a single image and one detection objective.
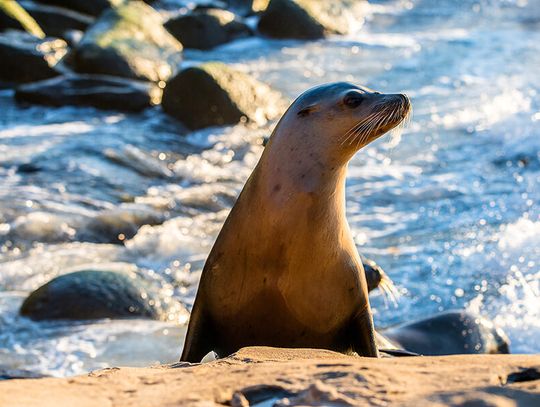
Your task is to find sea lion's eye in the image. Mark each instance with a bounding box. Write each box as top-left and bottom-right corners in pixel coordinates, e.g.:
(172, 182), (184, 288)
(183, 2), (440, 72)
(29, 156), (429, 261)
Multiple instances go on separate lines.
(343, 91), (364, 108)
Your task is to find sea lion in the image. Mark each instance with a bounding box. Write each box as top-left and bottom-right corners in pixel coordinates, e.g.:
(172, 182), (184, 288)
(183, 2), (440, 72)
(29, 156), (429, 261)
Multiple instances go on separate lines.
(180, 82), (411, 362)
(381, 310), (510, 355)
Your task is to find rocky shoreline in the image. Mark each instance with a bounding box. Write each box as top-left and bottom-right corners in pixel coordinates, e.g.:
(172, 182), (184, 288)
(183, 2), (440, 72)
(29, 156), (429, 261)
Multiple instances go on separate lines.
(0, 347), (539, 406)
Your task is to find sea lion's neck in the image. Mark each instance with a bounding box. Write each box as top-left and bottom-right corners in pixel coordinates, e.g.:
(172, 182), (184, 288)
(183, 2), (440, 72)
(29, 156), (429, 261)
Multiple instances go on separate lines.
(257, 143), (348, 211)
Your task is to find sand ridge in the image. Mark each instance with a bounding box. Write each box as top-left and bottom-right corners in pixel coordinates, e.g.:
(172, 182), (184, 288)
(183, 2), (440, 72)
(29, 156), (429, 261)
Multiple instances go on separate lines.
(0, 347), (538, 406)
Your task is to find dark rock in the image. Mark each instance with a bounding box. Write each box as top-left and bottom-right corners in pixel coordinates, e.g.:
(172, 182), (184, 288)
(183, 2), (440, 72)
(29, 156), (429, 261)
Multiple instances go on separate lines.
(72, 1), (182, 82)
(34, 0), (123, 17)
(20, 270), (188, 321)
(162, 62), (286, 129)
(165, 8), (252, 50)
(15, 74), (161, 112)
(1, 1), (94, 38)
(194, 1), (229, 11)
(258, 0), (352, 39)
(0, 369), (48, 380)
(227, 0), (269, 16)
(0, 31), (67, 84)
(506, 368), (540, 384)
(382, 310), (511, 355)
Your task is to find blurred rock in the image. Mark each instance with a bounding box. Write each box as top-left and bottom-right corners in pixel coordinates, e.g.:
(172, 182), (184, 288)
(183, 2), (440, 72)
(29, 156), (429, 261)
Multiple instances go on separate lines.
(382, 310), (511, 355)
(20, 270), (188, 321)
(15, 74), (161, 111)
(162, 62), (286, 129)
(0, 1), (94, 38)
(0, 369), (48, 380)
(78, 206), (165, 243)
(72, 1), (182, 82)
(0, 31), (66, 84)
(258, 0), (351, 39)
(34, 0), (124, 17)
(165, 8), (252, 50)
(227, 0), (269, 16)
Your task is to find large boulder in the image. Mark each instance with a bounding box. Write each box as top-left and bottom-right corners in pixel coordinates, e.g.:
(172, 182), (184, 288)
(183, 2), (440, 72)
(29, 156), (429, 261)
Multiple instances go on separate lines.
(15, 74), (161, 111)
(33, 0), (124, 17)
(72, 1), (182, 82)
(164, 8), (252, 50)
(382, 310), (511, 355)
(258, 0), (352, 39)
(20, 270), (188, 321)
(0, 31), (67, 84)
(162, 62), (287, 129)
(1, 1), (94, 38)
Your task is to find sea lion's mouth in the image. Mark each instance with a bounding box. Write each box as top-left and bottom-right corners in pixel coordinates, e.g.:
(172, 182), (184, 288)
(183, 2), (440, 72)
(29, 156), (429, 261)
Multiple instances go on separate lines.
(342, 93), (411, 150)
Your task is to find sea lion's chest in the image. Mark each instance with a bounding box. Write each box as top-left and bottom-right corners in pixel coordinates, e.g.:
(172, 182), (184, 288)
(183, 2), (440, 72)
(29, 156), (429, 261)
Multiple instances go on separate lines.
(204, 244), (363, 335)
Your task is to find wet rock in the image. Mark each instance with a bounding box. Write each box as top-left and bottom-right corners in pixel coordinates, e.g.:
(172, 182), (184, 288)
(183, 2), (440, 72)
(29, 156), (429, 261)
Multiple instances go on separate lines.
(0, 369), (48, 380)
(15, 74), (161, 112)
(382, 310), (511, 355)
(78, 206), (165, 243)
(162, 62), (286, 129)
(227, 0), (269, 16)
(20, 270), (187, 321)
(33, 0), (124, 17)
(72, 1), (182, 82)
(164, 8), (252, 50)
(258, 0), (352, 39)
(0, 31), (67, 84)
(0, 1), (94, 38)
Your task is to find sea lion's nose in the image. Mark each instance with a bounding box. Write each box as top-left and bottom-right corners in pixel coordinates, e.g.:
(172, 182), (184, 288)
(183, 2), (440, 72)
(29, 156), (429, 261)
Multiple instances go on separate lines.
(398, 94), (411, 110)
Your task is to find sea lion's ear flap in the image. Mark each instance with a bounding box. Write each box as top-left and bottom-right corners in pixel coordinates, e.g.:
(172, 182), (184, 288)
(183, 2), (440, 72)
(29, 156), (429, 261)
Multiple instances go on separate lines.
(297, 105), (318, 117)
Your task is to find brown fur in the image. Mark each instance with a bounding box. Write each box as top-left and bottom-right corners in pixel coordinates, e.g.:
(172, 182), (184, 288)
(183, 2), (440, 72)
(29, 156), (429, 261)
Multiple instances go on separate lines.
(181, 82), (410, 362)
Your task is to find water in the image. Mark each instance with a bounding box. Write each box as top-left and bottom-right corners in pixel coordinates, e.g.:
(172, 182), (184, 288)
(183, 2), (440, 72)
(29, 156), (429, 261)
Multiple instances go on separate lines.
(1, 0), (539, 377)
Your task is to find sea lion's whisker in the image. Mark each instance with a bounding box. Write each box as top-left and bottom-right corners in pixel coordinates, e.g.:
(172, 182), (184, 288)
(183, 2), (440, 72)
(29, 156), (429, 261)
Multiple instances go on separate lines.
(341, 112), (379, 146)
(379, 277), (399, 308)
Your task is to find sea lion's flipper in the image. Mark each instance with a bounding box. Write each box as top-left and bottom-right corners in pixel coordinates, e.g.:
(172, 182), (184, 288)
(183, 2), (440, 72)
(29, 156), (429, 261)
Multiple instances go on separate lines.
(180, 302), (215, 363)
(349, 309), (379, 357)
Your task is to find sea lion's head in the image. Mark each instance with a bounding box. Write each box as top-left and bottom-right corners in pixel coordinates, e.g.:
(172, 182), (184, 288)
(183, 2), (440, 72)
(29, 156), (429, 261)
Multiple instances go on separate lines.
(268, 82), (411, 166)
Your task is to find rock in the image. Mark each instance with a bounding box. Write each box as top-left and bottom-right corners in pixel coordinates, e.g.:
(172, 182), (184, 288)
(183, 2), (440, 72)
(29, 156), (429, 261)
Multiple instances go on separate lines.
(382, 310), (511, 355)
(227, 0), (269, 16)
(162, 62), (286, 129)
(0, 31), (67, 84)
(33, 0), (124, 17)
(164, 8), (252, 50)
(72, 1), (182, 82)
(0, 1), (94, 38)
(0, 369), (48, 380)
(20, 270), (188, 321)
(258, 0), (351, 39)
(15, 74), (161, 111)
(78, 206), (165, 243)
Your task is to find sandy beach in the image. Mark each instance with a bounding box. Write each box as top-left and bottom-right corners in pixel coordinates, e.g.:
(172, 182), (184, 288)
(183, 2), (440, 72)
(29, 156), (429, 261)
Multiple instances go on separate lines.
(1, 347), (538, 406)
